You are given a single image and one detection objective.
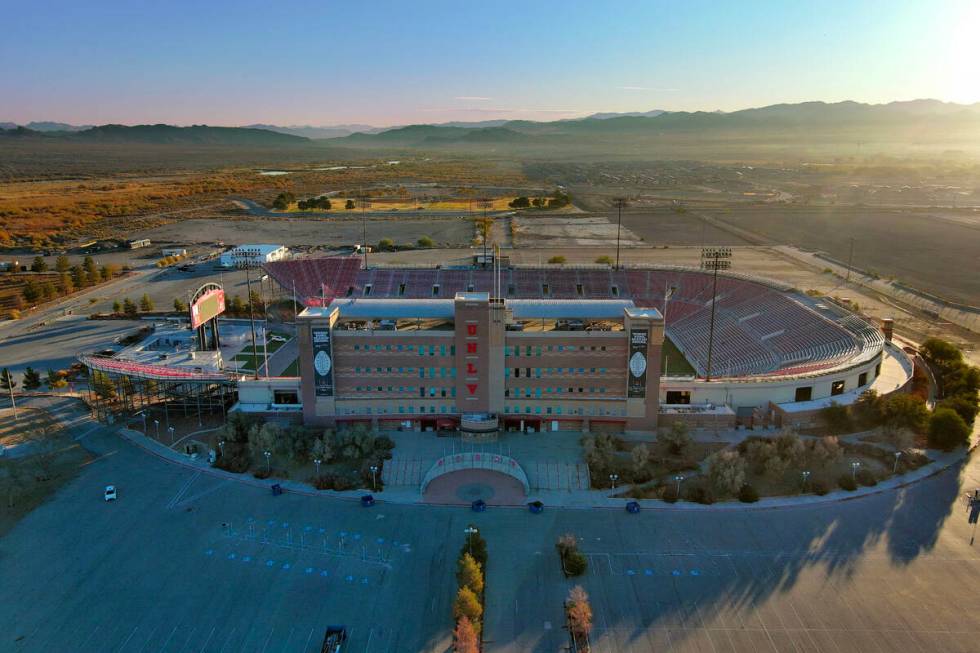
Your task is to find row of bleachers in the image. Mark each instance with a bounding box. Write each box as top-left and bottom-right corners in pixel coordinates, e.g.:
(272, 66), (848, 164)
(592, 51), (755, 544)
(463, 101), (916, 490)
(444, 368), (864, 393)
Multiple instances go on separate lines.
(265, 258), (879, 377)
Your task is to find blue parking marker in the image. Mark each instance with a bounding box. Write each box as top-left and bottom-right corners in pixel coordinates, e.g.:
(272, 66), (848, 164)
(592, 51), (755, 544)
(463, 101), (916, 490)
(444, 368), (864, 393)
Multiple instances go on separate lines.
(318, 528), (326, 534)
(626, 569), (636, 576)
(671, 569), (681, 576)
(266, 560), (275, 567)
(305, 567), (314, 574)
(282, 522), (289, 528)
(282, 563), (291, 570)
(644, 569), (653, 576)
(304, 525), (313, 532)
(227, 553), (236, 560)
(376, 537), (384, 544)
(242, 556), (252, 563)
(345, 575), (354, 583)
(361, 578), (369, 585)
(320, 570), (329, 577)
(340, 531), (348, 538)
(690, 569), (700, 576)
(267, 520), (276, 526)
(205, 549), (214, 556)
(352, 533), (361, 541)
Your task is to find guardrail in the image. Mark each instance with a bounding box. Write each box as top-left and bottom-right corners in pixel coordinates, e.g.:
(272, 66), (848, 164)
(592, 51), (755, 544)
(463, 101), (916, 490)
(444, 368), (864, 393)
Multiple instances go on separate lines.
(421, 452), (530, 494)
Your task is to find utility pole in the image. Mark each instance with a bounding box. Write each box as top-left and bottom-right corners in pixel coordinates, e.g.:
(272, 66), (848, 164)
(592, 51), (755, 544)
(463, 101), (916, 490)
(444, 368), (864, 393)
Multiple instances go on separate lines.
(613, 198), (627, 270)
(3, 370), (16, 420)
(361, 196), (370, 269)
(700, 247), (732, 382)
(845, 237), (854, 286)
(245, 265), (259, 380)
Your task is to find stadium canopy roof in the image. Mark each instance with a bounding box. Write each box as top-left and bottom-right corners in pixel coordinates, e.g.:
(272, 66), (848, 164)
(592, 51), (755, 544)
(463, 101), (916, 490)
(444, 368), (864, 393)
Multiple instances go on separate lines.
(508, 299), (636, 319)
(304, 297), (639, 320)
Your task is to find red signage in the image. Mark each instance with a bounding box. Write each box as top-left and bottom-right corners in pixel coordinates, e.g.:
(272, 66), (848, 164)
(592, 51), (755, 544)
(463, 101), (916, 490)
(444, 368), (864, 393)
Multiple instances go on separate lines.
(466, 362), (477, 374)
(466, 384), (478, 395)
(467, 324), (477, 336)
(466, 343), (478, 354)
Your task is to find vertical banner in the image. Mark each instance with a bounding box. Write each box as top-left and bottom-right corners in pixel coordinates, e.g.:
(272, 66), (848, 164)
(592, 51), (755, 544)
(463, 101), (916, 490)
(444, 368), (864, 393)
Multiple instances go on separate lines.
(628, 328), (649, 398)
(312, 327), (334, 397)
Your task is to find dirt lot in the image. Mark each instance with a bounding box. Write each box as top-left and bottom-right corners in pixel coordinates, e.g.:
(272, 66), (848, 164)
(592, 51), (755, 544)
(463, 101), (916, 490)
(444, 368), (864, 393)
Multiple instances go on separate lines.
(700, 205), (980, 305)
(0, 408), (93, 536)
(139, 215), (477, 249)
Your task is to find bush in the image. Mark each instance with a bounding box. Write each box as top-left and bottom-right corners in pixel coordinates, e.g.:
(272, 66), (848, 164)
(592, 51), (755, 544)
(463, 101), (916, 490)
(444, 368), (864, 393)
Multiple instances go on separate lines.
(810, 477), (831, 495)
(453, 586), (483, 626)
(563, 549), (588, 577)
(684, 484), (715, 504)
(661, 484), (679, 503)
(547, 255), (566, 264)
(253, 468), (271, 480)
(928, 407), (971, 451)
(855, 467), (878, 487)
(417, 236), (434, 248)
(838, 474), (857, 491)
(738, 484), (760, 503)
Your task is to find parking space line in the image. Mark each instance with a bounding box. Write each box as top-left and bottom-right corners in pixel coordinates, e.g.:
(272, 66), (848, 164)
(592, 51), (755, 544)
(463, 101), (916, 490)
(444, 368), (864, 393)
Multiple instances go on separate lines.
(157, 625), (179, 653)
(198, 627), (217, 653)
(117, 625), (140, 652)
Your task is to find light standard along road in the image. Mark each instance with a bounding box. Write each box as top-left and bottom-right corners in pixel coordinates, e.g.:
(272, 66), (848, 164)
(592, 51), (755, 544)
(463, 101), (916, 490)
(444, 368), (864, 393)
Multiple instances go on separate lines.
(264, 450), (271, 474)
(894, 451), (903, 473)
(314, 458), (322, 476)
(609, 474), (619, 490)
(674, 474), (685, 496)
(153, 419), (160, 440)
(464, 525), (479, 557)
(370, 465), (379, 491)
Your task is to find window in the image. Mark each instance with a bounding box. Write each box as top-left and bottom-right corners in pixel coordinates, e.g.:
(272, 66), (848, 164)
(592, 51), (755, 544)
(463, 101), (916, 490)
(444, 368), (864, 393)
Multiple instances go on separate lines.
(794, 386), (812, 402)
(858, 372), (868, 386)
(576, 284), (583, 296)
(273, 390), (298, 404)
(432, 284), (440, 296)
(611, 285), (619, 297)
(363, 284), (372, 296)
(346, 286), (354, 297)
(467, 284), (475, 292)
(831, 380), (845, 396)
(875, 362), (881, 377)
(542, 283), (550, 295)
(398, 283), (406, 296)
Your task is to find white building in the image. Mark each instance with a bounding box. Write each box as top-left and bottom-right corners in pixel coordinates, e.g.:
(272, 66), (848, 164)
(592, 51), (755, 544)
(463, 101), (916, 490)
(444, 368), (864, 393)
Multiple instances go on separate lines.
(161, 247), (187, 257)
(218, 244), (288, 268)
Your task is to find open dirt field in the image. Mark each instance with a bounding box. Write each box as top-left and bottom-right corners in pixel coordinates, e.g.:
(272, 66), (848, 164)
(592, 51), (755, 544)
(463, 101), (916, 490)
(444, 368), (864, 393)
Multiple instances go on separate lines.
(699, 205), (980, 305)
(139, 215), (476, 248)
(514, 214), (643, 247)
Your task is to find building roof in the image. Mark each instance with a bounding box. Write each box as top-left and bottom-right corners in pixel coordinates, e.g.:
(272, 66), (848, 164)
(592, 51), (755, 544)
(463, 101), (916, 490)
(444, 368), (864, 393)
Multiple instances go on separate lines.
(327, 298), (455, 319)
(230, 244), (285, 255)
(508, 299), (635, 319)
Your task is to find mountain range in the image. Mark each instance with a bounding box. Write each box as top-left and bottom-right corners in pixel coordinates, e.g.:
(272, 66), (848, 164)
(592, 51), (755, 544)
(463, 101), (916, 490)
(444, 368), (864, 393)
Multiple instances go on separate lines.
(4, 100), (979, 148)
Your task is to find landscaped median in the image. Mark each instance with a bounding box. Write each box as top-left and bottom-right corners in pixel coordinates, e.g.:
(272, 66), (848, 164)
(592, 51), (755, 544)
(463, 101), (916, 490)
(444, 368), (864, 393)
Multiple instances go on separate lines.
(452, 525), (487, 653)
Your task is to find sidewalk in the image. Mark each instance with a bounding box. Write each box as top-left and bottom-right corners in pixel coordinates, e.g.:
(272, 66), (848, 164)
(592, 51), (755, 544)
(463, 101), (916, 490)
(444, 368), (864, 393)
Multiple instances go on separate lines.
(114, 423), (972, 512)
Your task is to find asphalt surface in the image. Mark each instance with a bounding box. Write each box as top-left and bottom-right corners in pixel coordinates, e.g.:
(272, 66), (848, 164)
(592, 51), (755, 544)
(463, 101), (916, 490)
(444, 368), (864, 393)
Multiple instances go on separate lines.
(3, 396), (980, 652)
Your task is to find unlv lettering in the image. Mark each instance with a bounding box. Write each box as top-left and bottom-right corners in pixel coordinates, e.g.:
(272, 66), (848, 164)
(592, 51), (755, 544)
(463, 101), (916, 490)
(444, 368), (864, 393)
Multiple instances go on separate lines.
(466, 362), (477, 374)
(466, 343), (478, 354)
(466, 324), (477, 336)
(466, 383), (478, 395)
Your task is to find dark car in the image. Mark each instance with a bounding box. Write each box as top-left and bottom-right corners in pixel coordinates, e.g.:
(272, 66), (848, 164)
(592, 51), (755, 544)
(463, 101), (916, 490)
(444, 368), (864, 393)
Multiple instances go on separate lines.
(321, 626), (347, 653)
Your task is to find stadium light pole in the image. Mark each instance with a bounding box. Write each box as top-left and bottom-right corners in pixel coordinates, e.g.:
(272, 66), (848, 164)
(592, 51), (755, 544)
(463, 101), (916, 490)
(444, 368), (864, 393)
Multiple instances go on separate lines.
(613, 198), (627, 270)
(244, 264), (260, 380)
(701, 247), (732, 382)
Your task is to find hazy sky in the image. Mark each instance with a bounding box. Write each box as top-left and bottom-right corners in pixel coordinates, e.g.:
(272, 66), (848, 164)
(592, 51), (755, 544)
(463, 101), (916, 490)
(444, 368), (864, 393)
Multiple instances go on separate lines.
(2, 0), (978, 126)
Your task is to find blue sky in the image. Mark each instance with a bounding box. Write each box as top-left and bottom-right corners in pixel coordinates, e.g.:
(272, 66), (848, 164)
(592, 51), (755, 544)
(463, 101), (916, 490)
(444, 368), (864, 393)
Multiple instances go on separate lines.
(2, 0), (977, 126)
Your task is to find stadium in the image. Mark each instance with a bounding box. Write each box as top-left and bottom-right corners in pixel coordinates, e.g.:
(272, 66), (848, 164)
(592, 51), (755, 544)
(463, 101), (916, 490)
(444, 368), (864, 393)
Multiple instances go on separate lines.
(254, 256), (913, 433)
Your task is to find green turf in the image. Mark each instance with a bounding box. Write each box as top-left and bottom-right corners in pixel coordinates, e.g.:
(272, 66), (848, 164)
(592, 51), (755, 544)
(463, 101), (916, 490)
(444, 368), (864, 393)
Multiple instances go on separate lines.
(662, 336), (696, 376)
(281, 358), (300, 376)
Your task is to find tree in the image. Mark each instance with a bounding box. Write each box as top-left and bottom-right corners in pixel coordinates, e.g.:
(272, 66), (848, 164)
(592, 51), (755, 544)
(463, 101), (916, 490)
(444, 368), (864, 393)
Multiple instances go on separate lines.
(139, 293), (154, 312)
(631, 443), (650, 476)
(112, 300), (122, 314)
(566, 585), (593, 642)
(70, 265), (86, 288)
(707, 450), (746, 496)
(59, 272), (74, 295)
(228, 294), (245, 314)
(808, 436), (842, 467)
(21, 280), (40, 303)
(377, 238), (395, 251)
(508, 196), (530, 208)
(173, 297), (187, 312)
(22, 367), (41, 391)
(453, 616), (479, 653)
(456, 552), (485, 595)
(1, 368), (17, 391)
(928, 408), (971, 451)
(30, 256), (48, 272)
(852, 389), (883, 427)
(82, 256), (97, 281)
(938, 395), (979, 426)
(595, 255), (614, 265)
(122, 298), (138, 318)
(547, 255), (566, 264)
(310, 436), (334, 464)
(248, 422), (283, 461)
(819, 402), (851, 434)
(55, 255), (70, 273)
(660, 421), (691, 454)
(91, 371), (116, 399)
(345, 199), (355, 210)
(453, 586), (483, 627)
(46, 369), (68, 389)
(417, 235), (434, 248)
(881, 393), (929, 433)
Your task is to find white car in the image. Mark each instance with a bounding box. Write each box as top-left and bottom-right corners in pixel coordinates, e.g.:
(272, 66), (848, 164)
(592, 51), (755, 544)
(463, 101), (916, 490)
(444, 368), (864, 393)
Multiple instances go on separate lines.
(104, 485), (117, 502)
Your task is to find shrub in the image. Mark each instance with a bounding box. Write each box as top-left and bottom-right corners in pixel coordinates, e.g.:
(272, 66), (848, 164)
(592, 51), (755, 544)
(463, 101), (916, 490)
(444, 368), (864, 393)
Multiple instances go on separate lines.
(417, 236), (434, 248)
(684, 484), (715, 504)
(838, 474), (858, 491)
(453, 616), (479, 653)
(738, 484), (760, 503)
(564, 549), (588, 577)
(855, 467), (878, 487)
(565, 585), (593, 642)
(881, 393), (929, 433)
(660, 421), (691, 455)
(595, 255), (614, 265)
(661, 484), (679, 503)
(820, 402), (852, 434)
(453, 586), (483, 627)
(928, 407), (971, 451)
(706, 450), (746, 497)
(810, 477), (831, 495)
(252, 468), (271, 480)
(457, 553), (485, 595)
(313, 475), (332, 490)
(547, 255), (566, 264)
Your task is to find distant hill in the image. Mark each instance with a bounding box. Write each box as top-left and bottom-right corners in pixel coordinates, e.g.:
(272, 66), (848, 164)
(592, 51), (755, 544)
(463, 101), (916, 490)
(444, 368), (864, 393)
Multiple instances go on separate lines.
(0, 123), (310, 146)
(243, 123), (382, 139)
(0, 121), (93, 131)
(333, 99), (980, 151)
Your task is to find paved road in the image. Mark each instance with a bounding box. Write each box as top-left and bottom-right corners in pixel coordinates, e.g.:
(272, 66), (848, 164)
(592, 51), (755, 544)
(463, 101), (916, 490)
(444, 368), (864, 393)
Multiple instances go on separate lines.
(2, 399), (980, 652)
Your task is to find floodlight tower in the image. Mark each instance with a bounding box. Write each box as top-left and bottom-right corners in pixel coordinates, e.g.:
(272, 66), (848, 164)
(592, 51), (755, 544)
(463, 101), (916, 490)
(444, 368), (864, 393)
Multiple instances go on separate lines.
(613, 198), (627, 270)
(700, 247), (733, 381)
